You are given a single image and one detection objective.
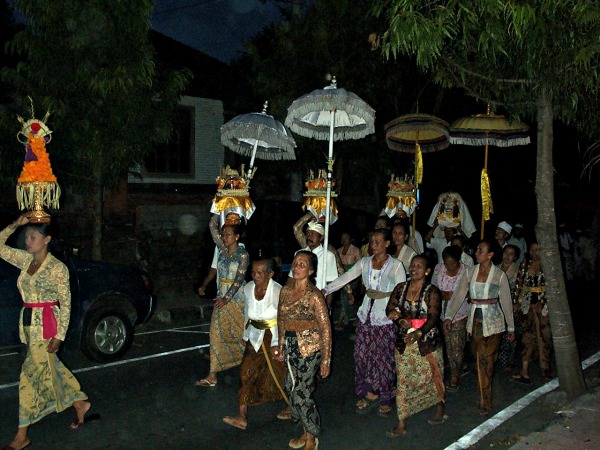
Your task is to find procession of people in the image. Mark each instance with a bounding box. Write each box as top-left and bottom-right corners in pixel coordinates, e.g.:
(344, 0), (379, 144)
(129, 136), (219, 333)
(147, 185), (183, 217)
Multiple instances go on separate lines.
(195, 163), (562, 447)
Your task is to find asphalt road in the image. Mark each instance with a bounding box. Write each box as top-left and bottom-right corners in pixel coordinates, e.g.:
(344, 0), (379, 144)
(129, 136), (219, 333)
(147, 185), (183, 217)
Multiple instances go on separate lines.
(0, 280), (598, 449)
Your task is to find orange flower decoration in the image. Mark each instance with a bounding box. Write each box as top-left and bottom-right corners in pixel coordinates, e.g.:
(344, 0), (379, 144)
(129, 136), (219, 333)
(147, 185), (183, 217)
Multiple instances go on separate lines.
(17, 134), (57, 182)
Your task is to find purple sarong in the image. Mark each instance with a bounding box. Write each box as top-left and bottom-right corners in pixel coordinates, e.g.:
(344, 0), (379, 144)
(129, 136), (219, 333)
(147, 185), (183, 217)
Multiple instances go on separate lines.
(354, 319), (397, 406)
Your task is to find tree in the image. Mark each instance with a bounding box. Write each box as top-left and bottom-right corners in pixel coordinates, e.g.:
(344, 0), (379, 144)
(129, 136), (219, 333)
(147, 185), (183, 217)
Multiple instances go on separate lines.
(237, 0), (434, 209)
(373, 0), (600, 399)
(2, 0), (190, 259)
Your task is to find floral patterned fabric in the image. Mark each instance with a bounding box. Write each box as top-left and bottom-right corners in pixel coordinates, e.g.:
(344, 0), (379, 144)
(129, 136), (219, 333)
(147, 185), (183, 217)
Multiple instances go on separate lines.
(395, 344), (445, 420)
(19, 338), (87, 427)
(0, 226), (70, 342)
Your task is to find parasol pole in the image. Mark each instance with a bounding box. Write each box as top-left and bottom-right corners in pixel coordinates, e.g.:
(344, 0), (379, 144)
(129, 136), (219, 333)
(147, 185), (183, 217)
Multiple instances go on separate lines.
(322, 109), (335, 290)
(247, 140), (258, 179)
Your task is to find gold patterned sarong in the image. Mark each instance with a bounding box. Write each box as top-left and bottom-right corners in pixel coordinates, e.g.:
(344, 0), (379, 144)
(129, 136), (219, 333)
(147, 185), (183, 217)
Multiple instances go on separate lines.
(395, 344), (444, 420)
(19, 338), (87, 427)
(210, 300), (245, 372)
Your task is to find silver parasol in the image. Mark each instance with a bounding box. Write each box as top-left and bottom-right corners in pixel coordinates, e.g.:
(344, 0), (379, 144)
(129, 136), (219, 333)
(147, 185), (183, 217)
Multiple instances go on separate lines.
(285, 76), (375, 287)
(221, 101), (296, 180)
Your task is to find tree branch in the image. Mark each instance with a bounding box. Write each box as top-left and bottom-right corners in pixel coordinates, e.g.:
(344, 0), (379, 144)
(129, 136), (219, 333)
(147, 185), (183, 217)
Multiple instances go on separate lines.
(444, 57), (530, 84)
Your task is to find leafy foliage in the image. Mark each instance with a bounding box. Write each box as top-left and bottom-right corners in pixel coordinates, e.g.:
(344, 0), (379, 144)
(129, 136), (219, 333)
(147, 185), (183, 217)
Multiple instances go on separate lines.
(1, 0), (191, 190)
(372, 0), (600, 132)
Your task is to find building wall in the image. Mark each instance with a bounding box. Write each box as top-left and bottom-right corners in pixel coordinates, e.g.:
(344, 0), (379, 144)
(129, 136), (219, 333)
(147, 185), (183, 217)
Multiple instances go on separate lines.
(128, 96), (224, 185)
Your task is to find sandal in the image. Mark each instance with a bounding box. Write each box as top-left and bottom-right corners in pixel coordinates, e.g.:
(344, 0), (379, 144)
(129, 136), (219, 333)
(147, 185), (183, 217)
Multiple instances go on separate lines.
(277, 409), (292, 420)
(223, 416), (247, 430)
(428, 414), (449, 425)
(511, 374), (531, 384)
(386, 428), (407, 438)
(478, 407), (490, 417)
(355, 397), (380, 415)
(288, 437), (306, 449)
(377, 405), (393, 417)
(195, 378), (217, 387)
(445, 383), (459, 392)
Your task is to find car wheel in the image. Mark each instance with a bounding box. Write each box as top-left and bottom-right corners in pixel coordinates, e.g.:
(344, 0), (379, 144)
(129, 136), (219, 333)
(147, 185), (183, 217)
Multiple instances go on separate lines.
(82, 308), (134, 362)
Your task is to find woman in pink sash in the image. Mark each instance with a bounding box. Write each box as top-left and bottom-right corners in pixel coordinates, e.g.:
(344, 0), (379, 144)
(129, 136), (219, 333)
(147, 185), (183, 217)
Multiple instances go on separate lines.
(0, 214), (90, 450)
(386, 255), (446, 437)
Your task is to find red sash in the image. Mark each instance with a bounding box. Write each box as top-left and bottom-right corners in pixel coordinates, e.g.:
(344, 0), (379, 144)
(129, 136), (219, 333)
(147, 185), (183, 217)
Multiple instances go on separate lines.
(24, 302), (59, 339)
(409, 318), (427, 329)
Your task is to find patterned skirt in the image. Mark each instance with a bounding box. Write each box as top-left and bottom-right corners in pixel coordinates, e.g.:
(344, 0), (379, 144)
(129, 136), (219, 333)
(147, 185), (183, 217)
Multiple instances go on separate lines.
(19, 338), (87, 427)
(284, 334), (322, 437)
(209, 300), (245, 373)
(395, 344), (445, 420)
(238, 330), (286, 407)
(354, 320), (397, 406)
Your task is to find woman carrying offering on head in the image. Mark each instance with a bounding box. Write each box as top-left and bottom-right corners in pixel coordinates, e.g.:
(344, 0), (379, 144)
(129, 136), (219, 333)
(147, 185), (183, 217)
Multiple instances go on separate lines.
(322, 228), (406, 418)
(276, 251), (331, 450)
(385, 255), (446, 437)
(196, 214), (249, 387)
(1, 214), (91, 450)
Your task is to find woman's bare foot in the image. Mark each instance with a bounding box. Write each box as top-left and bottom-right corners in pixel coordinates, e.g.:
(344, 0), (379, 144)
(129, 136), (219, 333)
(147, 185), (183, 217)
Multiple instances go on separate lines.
(223, 415), (247, 430)
(386, 419), (407, 437)
(288, 430), (308, 448)
(71, 400), (91, 429)
(3, 438), (31, 450)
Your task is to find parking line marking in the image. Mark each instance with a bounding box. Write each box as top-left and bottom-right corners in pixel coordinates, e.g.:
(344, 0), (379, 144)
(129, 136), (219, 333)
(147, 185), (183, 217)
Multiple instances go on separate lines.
(0, 344), (210, 391)
(136, 323), (209, 336)
(445, 350), (600, 450)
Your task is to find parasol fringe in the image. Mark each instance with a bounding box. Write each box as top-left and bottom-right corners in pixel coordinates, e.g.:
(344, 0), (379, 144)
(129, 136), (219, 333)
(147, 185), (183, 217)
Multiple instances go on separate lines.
(449, 135), (531, 147)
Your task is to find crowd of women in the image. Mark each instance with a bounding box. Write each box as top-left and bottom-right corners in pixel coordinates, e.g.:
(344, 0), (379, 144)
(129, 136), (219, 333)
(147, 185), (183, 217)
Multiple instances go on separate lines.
(190, 212), (553, 448)
(0, 210), (551, 450)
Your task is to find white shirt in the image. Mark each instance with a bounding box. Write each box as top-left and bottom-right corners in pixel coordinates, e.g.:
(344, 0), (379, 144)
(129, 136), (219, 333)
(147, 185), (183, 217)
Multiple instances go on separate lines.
(243, 279), (282, 352)
(323, 256), (406, 326)
(289, 244), (339, 290)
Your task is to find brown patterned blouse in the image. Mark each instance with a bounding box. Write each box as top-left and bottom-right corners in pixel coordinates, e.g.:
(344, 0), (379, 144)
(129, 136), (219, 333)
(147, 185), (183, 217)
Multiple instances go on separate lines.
(386, 281), (442, 356)
(277, 282), (332, 366)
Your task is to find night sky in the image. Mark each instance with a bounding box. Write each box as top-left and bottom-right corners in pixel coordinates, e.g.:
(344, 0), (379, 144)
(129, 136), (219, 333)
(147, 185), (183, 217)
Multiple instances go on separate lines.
(151, 0), (284, 63)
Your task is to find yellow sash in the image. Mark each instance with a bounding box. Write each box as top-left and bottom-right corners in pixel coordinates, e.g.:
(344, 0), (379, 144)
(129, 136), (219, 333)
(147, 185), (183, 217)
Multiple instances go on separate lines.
(246, 318), (277, 330)
(524, 285), (546, 293)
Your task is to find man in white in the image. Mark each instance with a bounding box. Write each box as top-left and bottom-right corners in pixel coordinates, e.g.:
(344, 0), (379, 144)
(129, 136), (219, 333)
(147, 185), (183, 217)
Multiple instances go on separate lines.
(507, 224), (527, 265)
(292, 213), (353, 307)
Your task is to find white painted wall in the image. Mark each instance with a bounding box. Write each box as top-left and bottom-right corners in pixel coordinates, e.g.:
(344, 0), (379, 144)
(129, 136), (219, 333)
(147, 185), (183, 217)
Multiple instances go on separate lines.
(128, 96), (224, 185)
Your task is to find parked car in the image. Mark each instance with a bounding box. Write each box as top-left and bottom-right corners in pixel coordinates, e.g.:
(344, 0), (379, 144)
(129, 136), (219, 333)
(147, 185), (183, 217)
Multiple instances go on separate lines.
(0, 208), (156, 362)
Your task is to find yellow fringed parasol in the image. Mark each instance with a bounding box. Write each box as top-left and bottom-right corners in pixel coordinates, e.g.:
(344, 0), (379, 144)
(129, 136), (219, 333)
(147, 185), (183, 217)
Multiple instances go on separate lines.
(384, 112), (450, 234)
(449, 103), (530, 238)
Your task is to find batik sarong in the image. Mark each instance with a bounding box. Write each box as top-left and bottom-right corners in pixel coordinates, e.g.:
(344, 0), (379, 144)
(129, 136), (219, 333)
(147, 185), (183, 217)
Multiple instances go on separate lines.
(238, 329), (286, 407)
(520, 303), (552, 371)
(442, 317), (467, 380)
(284, 335), (322, 437)
(210, 300), (245, 373)
(354, 320), (396, 407)
(471, 319), (501, 411)
(19, 338), (87, 427)
(395, 343), (445, 420)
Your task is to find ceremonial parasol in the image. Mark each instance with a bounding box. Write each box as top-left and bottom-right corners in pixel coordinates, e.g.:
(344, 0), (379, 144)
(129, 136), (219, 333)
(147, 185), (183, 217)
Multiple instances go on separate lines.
(285, 76), (375, 287)
(450, 104), (530, 238)
(221, 101), (296, 180)
(384, 113), (450, 236)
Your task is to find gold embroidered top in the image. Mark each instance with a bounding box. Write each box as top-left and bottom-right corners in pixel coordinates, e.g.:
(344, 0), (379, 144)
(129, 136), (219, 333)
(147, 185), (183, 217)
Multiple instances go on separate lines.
(0, 226), (71, 343)
(278, 282), (332, 366)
